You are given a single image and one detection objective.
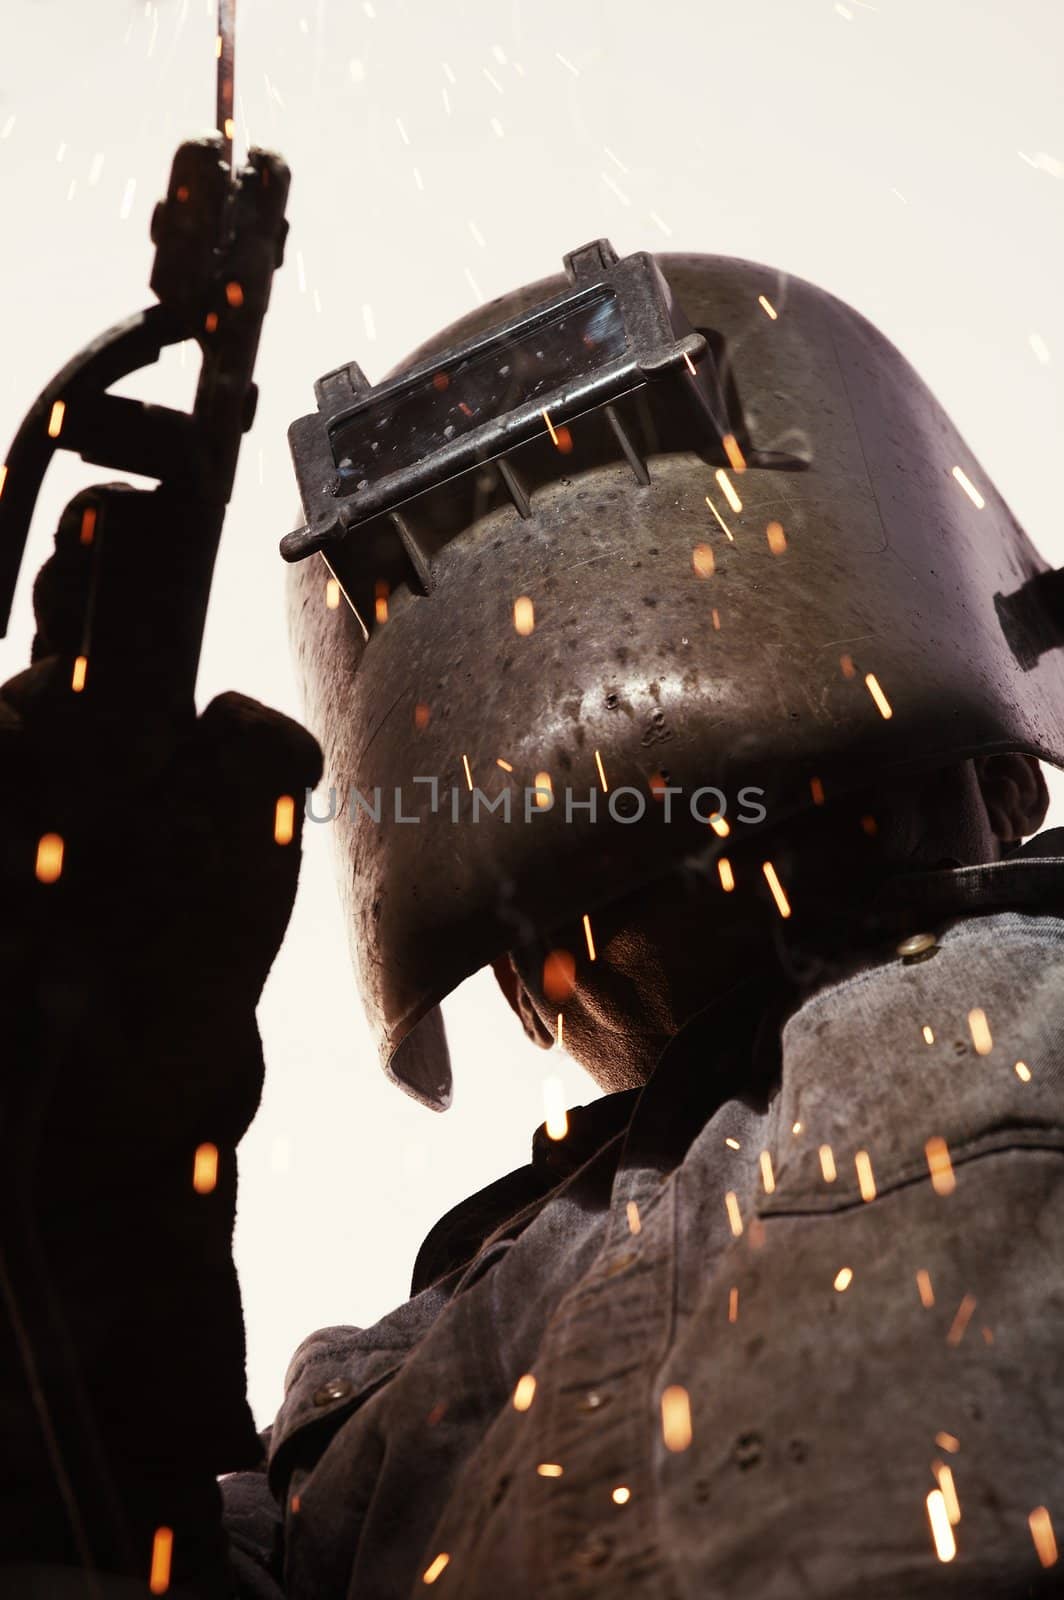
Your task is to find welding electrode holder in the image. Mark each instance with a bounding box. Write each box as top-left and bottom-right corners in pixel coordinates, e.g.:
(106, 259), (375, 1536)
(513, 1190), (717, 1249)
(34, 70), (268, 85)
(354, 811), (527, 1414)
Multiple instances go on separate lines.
(0, 135), (290, 708)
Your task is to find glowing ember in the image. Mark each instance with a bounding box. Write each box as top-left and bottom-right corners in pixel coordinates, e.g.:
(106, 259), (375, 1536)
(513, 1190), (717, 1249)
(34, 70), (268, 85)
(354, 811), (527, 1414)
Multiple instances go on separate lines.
(758, 294), (779, 320)
(704, 494), (735, 541)
(710, 814), (730, 838)
(968, 1008), (992, 1055)
(374, 581), (389, 624)
(594, 749), (609, 792)
(728, 1286), (739, 1322)
(762, 861), (791, 918)
(414, 703), (431, 730)
(766, 520), (787, 554)
(714, 468), (742, 513)
(925, 1136), (956, 1196)
(543, 950), (575, 1003)
(759, 1150), (775, 1194)
(683, 351), (697, 376)
(224, 117), (235, 140)
(933, 1461), (961, 1525)
(512, 1373), (537, 1411)
(935, 1432), (959, 1453)
(916, 1269), (935, 1308)
(711, 608), (722, 630)
(792, 1122), (802, 1134)
(1015, 1060), (1032, 1082)
(626, 1200), (642, 1234)
(725, 1191), (743, 1237)
(927, 1490), (956, 1562)
(819, 1145), (837, 1182)
(461, 754), (473, 790)
(725, 1137), (740, 1150)
(946, 1294), (977, 1347)
(514, 596), (535, 635)
(855, 1150), (876, 1201)
(582, 913), (596, 961)
(325, 578), (341, 609)
(865, 673), (893, 719)
(71, 655), (88, 693)
(612, 1486), (631, 1505)
(47, 400), (66, 439)
(834, 1267), (853, 1292)
(661, 1385), (693, 1451)
(193, 1143), (219, 1194)
(810, 776), (825, 805)
(718, 857), (735, 892)
(274, 795), (295, 846)
(557, 1013), (564, 1049)
(423, 1552), (451, 1583)
(692, 543), (716, 578)
(543, 1077), (568, 1141)
(496, 758), (514, 772)
(951, 466), (985, 509)
(225, 281), (244, 307)
(80, 506), (97, 544)
(839, 654), (857, 679)
(35, 833), (64, 884)
(205, 312), (219, 333)
(534, 772), (553, 807)
(1029, 1507), (1058, 1568)
(537, 1463), (564, 1478)
(149, 1526), (173, 1593)
(922, 1025), (935, 1044)
(722, 433), (746, 472)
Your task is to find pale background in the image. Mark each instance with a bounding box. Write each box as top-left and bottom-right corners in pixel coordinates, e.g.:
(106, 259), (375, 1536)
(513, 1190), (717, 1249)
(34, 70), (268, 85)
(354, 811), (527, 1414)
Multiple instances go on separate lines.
(1, 0), (1062, 1427)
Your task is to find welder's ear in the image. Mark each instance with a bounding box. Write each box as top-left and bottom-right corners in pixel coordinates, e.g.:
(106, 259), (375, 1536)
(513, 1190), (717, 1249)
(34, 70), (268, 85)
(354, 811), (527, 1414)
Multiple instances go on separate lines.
(974, 753), (1050, 844)
(490, 952), (555, 1050)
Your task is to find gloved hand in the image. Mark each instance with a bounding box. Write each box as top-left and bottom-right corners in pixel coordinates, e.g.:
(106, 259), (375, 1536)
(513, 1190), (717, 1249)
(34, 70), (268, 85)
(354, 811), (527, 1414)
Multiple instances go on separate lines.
(0, 486), (322, 1591)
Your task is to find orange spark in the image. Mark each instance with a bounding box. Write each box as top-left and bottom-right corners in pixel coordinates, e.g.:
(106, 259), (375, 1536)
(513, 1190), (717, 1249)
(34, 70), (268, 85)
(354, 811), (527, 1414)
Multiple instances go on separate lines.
(709, 813), (730, 838)
(951, 465), (985, 509)
(1015, 1060), (1032, 1082)
(946, 1294), (977, 1347)
(725, 1137), (740, 1150)
(925, 1136), (956, 1196)
(556, 1012), (564, 1050)
(205, 311), (219, 333)
(692, 543), (716, 578)
(533, 771), (552, 807)
(762, 861), (791, 918)
(224, 117), (235, 140)
(933, 1461), (961, 1525)
(543, 1077), (568, 1141)
(512, 1373), (537, 1411)
(375, 580), (389, 624)
(766, 520), (787, 554)
(35, 833), (64, 884)
(1029, 1507), (1058, 1568)
(968, 1008), (992, 1055)
(149, 1526), (173, 1594)
(612, 1485), (631, 1505)
(916, 1269), (936, 1308)
(819, 1145), (837, 1182)
(834, 1267), (854, 1292)
(810, 776), (825, 805)
(865, 673), (893, 719)
(661, 1385), (693, 1452)
(711, 607), (721, 630)
(922, 1025), (935, 1044)
(722, 433), (747, 472)
(514, 595), (535, 635)
(47, 400), (66, 439)
(423, 1552), (451, 1583)
(537, 1463), (564, 1478)
(839, 653), (857, 679)
(935, 1431), (959, 1453)
(704, 493), (735, 541)
(274, 795), (295, 846)
(461, 754), (473, 790)
(594, 749), (609, 792)
(71, 655), (87, 693)
(582, 913), (596, 961)
(758, 294), (778, 320)
(717, 857), (735, 892)
(193, 1143), (219, 1194)
(759, 1149), (775, 1194)
(683, 350), (697, 375)
(855, 1150), (876, 1201)
(496, 757), (513, 772)
(325, 578), (340, 609)
(225, 281), (244, 308)
(80, 505), (97, 544)
(927, 1490), (956, 1562)
(626, 1200), (642, 1234)
(414, 703), (431, 730)
(728, 1286), (739, 1323)
(714, 467), (742, 514)
(725, 1191), (743, 1237)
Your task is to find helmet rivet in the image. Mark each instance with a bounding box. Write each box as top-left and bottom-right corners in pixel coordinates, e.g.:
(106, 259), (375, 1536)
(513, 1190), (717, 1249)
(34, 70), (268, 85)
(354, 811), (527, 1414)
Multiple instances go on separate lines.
(896, 932), (938, 961)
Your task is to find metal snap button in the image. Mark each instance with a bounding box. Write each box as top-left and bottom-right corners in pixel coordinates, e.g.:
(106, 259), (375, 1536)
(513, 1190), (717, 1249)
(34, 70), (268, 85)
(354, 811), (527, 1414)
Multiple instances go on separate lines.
(896, 931), (938, 962)
(312, 1377), (354, 1406)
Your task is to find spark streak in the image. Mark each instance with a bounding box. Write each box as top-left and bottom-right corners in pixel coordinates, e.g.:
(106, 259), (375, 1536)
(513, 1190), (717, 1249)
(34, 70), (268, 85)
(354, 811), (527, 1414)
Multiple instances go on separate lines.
(1029, 1507), (1059, 1568)
(762, 861), (791, 918)
(193, 1143), (219, 1194)
(149, 1527), (173, 1593)
(274, 795), (295, 845)
(714, 468), (742, 513)
(35, 834), (64, 884)
(758, 294), (779, 320)
(661, 1385), (692, 1451)
(47, 400), (66, 438)
(865, 673), (893, 719)
(927, 1491), (956, 1562)
(512, 1374), (536, 1411)
(582, 913), (596, 961)
(423, 1552), (450, 1584)
(925, 1136), (956, 1196)
(968, 1008), (992, 1055)
(951, 466), (985, 509)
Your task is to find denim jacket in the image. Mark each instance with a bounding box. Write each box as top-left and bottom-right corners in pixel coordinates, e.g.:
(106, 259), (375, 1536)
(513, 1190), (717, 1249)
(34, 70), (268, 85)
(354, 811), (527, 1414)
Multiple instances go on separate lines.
(215, 834), (1064, 1598)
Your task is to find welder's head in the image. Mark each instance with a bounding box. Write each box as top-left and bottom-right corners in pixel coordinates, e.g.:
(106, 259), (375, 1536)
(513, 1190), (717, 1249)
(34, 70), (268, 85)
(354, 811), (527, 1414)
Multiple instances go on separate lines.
(285, 242), (1064, 1111)
(491, 753), (1049, 1092)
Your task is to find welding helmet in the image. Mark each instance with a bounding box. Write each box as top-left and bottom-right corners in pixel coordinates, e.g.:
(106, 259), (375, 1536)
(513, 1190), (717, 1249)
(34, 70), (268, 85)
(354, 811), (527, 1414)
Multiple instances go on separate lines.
(285, 241), (1064, 1110)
